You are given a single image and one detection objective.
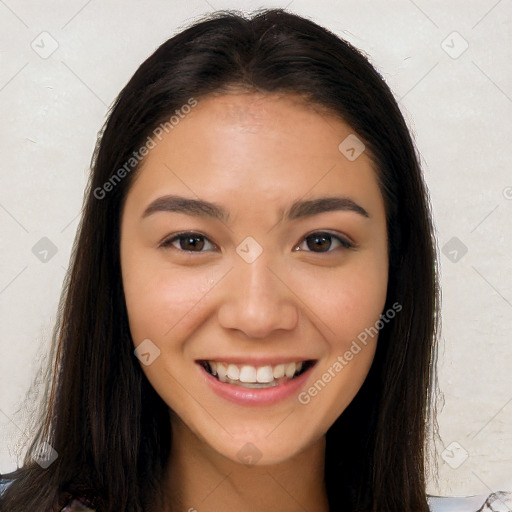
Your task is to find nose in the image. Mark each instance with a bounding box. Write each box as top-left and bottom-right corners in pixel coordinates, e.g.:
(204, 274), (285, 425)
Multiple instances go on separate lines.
(217, 255), (299, 339)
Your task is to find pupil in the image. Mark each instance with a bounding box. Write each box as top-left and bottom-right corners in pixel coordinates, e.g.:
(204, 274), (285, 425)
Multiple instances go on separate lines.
(182, 236), (204, 251)
(307, 234), (331, 252)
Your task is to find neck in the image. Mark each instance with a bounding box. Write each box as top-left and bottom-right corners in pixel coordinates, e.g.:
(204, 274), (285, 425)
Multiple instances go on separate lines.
(160, 413), (330, 512)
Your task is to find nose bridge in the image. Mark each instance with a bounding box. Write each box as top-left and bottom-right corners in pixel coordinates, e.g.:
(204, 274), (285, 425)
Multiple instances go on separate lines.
(217, 249), (298, 337)
(239, 253), (279, 304)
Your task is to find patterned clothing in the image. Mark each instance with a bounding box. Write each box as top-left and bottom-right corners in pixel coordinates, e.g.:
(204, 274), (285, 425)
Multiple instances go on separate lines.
(58, 492), (512, 511)
(2, 481), (510, 511)
(429, 492), (512, 511)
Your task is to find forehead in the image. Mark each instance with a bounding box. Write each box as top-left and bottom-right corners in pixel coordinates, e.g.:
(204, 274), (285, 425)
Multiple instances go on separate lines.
(125, 92), (383, 219)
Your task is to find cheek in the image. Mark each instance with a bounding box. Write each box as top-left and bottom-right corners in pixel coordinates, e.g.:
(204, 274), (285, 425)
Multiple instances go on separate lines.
(121, 259), (214, 408)
(121, 254), (214, 344)
(286, 256), (388, 347)
(336, 269), (387, 341)
(297, 265), (386, 429)
(298, 254), (387, 426)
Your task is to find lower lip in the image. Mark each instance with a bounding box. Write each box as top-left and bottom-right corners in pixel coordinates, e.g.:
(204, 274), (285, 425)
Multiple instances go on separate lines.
(198, 363), (315, 406)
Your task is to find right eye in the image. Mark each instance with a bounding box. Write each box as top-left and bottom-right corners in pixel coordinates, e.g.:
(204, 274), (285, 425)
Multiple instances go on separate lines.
(159, 232), (218, 253)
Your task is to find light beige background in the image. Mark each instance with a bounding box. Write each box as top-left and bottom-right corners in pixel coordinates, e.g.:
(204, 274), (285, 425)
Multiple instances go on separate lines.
(0, 0), (511, 497)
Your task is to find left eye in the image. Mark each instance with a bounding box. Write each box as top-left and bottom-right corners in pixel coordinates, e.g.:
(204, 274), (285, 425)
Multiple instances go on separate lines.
(294, 232), (354, 253)
(160, 232), (217, 252)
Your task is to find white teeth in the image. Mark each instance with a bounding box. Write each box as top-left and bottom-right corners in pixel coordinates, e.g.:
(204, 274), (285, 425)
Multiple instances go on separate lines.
(273, 364), (285, 379)
(239, 365), (257, 383)
(256, 366), (274, 383)
(227, 364), (240, 380)
(204, 360), (307, 386)
(285, 362), (296, 378)
(216, 363), (227, 382)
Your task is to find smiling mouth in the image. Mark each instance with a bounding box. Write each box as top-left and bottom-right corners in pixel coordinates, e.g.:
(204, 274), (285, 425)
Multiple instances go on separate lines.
(198, 360), (316, 389)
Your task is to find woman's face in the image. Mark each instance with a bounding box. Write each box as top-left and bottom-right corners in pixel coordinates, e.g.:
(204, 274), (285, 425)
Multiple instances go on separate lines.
(120, 92), (389, 465)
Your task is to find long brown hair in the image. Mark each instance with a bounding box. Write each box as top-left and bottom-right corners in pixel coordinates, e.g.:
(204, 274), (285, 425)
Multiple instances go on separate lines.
(0, 8), (439, 511)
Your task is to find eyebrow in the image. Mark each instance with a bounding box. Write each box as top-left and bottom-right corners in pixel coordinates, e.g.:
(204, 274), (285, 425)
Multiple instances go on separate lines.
(141, 194), (370, 222)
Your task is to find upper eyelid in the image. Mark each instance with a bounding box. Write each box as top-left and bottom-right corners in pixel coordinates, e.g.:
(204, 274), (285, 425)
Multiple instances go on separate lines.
(304, 230), (356, 246)
(160, 231), (218, 250)
(298, 231), (356, 250)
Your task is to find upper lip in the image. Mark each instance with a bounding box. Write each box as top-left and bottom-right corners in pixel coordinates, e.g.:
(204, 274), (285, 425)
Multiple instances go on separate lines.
(196, 357), (316, 366)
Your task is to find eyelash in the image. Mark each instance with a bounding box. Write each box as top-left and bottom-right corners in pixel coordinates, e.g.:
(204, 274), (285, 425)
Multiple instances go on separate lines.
(159, 231), (355, 254)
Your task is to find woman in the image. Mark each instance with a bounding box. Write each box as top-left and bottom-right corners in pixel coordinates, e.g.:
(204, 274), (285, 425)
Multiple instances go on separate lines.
(1, 8), (506, 512)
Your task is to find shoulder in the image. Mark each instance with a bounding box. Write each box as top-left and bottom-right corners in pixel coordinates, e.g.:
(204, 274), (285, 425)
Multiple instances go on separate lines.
(1, 478), (96, 512)
(0, 477), (13, 495)
(428, 491), (512, 511)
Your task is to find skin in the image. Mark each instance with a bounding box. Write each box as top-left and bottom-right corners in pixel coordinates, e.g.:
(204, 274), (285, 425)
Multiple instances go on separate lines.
(120, 92), (389, 512)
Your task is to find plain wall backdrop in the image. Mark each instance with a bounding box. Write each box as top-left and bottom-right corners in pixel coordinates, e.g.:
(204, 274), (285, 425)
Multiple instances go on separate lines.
(0, 0), (511, 498)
